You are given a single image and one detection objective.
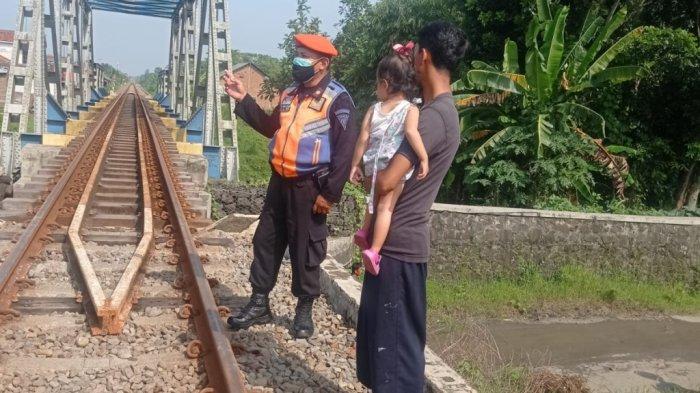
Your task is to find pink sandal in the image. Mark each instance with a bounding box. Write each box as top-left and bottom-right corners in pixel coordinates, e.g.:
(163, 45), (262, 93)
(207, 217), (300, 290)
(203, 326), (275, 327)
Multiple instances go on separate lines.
(353, 229), (370, 250)
(362, 249), (381, 276)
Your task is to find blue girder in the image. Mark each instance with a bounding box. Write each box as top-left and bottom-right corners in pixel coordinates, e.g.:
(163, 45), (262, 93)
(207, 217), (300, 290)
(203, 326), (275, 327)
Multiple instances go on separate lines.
(86, 0), (185, 19)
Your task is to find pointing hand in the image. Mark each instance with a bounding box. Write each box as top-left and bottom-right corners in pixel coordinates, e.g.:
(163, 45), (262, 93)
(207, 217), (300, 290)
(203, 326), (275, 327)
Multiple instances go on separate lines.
(221, 70), (247, 101)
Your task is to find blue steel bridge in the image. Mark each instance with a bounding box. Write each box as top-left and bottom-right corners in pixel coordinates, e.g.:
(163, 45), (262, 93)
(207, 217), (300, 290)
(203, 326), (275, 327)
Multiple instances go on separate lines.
(1, 0), (238, 181)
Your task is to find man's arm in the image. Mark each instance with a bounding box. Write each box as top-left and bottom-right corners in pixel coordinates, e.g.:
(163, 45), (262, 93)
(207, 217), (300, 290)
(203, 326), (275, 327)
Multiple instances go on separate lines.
(223, 70), (280, 138)
(319, 93), (358, 203)
(375, 154), (414, 196)
(234, 94), (280, 138)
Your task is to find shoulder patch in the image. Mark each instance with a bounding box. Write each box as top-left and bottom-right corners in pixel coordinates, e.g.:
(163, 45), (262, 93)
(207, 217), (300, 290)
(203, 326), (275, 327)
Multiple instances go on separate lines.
(334, 108), (351, 130)
(280, 95), (293, 112)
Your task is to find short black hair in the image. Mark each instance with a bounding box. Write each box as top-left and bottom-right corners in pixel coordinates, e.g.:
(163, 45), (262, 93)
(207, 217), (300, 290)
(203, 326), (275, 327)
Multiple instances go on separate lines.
(376, 53), (418, 99)
(417, 21), (469, 72)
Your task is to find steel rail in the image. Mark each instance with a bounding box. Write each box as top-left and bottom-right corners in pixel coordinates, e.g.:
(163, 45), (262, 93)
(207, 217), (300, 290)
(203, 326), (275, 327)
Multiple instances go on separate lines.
(0, 88), (130, 315)
(68, 88), (155, 334)
(135, 88), (246, 393)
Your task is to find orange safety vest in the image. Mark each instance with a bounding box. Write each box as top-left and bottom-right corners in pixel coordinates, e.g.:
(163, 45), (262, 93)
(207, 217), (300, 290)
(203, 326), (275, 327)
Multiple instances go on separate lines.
(269, 80), (349, 178)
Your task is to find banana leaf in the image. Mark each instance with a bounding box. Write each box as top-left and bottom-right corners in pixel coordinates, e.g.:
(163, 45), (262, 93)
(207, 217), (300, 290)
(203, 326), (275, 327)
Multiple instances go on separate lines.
(600, 7), (628, 43)
(562, 16), (603, 72)
(505, 73), (529, 90)
(503, 40), (520, 74)
(534, 40), (550, 102)
(526, 18), (540, 49)
(455, 92), (510, 108)
(536, 114), (553, 158)
(582, 27), (645, 80)
(572, 177), (597, 205)
(524, 16), (551, 101)
(575, 128), (630, 199)
(580, 4), (601, 37)
(557, 102), (606, 137)
(471, 60), (498, 71)
(606, 145), (639, 156)
(451, 80), (468, 93)
(467, 70), (524, 94)
(574, 7), (628, 81)
(470, 129), (495, 141)
(545, 6), (568, 92)
(471, 127), (516, 163)
(590, 65), (645, 86)
(536, 0), (552, 22)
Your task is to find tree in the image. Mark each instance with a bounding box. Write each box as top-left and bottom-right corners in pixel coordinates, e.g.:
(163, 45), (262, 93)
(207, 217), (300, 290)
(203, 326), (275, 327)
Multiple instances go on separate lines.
(100, 63), (130, 92)
(589, 27), (700, 210)
(630, 0), (698, 36)
(231, 50), (283, 77)
(461, 0), (531, 62)
(334, 0), (465, 110)
(259, 0), (323, 100)
(135, 68), (162, 95)
(452, 0), (645, 206)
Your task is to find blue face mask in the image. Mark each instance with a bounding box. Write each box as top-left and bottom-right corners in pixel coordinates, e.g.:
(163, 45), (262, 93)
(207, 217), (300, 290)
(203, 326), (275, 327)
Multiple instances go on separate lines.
(292, 57), (319, 83)
(292, 57), (315, 67)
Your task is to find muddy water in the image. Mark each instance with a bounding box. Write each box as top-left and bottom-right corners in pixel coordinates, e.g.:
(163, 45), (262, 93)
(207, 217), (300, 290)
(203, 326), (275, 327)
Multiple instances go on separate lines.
(430, 316), (700, 392)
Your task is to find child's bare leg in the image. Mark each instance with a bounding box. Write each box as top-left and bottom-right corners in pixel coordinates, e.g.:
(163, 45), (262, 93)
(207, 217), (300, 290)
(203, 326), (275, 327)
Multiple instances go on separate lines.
(360, 177), (373, 231)
(370, 182), (404, 252)
(360, 209), (372, 232)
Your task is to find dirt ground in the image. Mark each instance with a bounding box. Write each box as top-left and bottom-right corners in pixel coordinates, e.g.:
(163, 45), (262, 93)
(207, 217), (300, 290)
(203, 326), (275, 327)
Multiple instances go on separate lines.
(428, 315), (700, 393)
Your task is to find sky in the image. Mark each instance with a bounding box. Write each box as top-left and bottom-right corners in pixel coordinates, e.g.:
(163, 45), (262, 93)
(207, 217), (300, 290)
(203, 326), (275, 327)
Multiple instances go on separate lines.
(0, 0), (344, 76)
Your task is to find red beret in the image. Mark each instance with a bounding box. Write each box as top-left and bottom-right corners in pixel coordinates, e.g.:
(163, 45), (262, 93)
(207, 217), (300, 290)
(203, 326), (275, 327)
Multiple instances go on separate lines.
(294, 34), (339, 57)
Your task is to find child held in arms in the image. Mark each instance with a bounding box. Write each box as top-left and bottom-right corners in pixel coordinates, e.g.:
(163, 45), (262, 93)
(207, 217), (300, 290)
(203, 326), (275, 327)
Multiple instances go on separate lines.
(349, 42), (429, 275)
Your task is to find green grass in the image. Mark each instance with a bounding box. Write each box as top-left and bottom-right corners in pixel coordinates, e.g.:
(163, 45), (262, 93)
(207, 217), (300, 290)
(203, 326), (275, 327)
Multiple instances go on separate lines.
(430, 263), (700, 393)
(427, 264), (700, 319)
(237, 120), (271, 185)
(457, 361), (529, 393)
(206, 182), (226, 221)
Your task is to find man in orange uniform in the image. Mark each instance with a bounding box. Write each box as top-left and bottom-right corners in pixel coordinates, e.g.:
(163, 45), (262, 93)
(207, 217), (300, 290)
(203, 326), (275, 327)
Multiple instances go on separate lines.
(221, 34), (357, 338)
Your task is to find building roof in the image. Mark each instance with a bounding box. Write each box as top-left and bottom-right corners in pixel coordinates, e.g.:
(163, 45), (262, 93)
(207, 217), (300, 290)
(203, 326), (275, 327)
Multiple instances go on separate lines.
(231, 62), (268, 77)
(0, 30), (14, 44)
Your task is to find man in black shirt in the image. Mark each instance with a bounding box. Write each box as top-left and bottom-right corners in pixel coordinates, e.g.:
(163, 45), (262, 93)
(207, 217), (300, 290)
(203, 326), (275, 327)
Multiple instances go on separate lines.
(222, 34), (357, 339)
(355, 22), (468, 392)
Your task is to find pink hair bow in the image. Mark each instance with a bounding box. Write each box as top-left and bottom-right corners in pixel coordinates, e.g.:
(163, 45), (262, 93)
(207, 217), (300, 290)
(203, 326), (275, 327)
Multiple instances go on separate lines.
(392, 41), (415, 57)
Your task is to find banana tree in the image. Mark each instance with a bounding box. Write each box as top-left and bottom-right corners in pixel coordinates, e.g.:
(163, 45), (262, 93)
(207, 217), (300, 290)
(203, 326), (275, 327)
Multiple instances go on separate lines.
(456, 0), (645, 199)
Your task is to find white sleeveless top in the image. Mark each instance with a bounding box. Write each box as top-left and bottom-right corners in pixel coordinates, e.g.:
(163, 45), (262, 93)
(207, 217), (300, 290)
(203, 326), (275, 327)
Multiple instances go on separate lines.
(362, 100), (413, 177)
(362, 100), (413, 214)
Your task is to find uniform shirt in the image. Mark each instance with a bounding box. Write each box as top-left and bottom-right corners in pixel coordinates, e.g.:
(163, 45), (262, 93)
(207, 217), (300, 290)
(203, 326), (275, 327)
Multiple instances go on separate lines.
(381, 93), (460, 263)
(234, 74), (358, 204)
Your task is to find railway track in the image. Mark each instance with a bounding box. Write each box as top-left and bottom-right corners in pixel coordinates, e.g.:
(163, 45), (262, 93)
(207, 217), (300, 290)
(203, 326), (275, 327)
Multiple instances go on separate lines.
(0, 85), (245, 392)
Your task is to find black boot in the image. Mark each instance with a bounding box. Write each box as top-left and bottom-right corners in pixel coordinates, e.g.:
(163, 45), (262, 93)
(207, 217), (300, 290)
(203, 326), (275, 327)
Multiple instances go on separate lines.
(227, 292), (273, 330)
(291, 296), (315, 339)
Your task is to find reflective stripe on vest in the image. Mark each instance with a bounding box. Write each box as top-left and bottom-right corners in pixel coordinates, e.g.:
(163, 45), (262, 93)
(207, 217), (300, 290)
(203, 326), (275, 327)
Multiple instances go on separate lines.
(269, 80), (348, 178)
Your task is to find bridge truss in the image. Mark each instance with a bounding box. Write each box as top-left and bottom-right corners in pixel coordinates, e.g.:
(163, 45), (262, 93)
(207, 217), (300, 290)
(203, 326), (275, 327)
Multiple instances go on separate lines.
(1, 0), (238, 181)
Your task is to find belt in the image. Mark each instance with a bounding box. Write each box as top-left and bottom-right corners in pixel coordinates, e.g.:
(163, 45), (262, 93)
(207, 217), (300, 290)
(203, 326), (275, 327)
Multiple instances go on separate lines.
(274, 166), (330, 186)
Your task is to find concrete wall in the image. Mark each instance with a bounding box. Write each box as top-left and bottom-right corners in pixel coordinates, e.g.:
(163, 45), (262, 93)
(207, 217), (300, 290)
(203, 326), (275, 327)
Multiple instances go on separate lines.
(208, 182), (363, 236)
(429, 204), (700, 285)
(20, 144), (62, 180)
(231, 64), (277, 111)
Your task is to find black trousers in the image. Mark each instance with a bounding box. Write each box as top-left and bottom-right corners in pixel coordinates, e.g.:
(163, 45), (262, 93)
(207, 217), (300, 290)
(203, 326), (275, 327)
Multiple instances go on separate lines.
(356, 254), (428, 392)
(250, 172), (328, 298)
